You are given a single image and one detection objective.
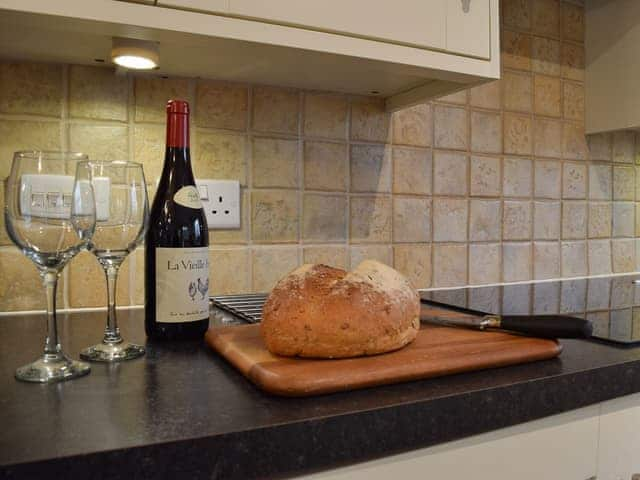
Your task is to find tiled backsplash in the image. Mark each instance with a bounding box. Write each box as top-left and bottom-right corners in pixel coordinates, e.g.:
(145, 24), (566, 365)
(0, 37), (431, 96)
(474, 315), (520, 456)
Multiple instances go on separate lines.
(1, 0), (638, 312)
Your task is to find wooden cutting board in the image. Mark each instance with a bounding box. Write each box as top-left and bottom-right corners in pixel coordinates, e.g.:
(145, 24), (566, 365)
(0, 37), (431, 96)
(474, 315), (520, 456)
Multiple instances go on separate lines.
(205, 321), (562, 397)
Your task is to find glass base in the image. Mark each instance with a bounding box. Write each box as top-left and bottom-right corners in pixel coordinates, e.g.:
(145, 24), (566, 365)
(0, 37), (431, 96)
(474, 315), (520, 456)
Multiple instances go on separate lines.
(80, 341), (145, 362)
(15, 354), (91, 383)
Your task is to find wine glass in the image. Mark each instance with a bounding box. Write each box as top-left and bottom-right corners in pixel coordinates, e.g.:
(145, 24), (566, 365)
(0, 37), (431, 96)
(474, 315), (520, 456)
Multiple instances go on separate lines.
(4, 151), (96, 383)
(79, 161), (149, 362)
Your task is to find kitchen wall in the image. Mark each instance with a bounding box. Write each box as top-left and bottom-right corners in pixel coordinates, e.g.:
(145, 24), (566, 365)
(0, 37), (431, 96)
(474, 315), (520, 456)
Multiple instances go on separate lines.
(1, 0), (636, 312)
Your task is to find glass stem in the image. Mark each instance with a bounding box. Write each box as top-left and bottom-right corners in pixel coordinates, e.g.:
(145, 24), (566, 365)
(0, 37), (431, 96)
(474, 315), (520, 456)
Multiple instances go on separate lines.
(42, 269), (62, 359)
(103, 264), (122, 345)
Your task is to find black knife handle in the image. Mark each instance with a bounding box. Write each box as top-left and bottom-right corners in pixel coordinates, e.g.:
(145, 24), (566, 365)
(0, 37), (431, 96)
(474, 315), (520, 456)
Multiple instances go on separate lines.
(499, 315), (593, 338)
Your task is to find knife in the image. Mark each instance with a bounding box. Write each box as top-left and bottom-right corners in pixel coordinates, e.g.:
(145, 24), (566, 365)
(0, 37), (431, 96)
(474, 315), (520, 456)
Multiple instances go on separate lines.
(420, 299), (593, 338)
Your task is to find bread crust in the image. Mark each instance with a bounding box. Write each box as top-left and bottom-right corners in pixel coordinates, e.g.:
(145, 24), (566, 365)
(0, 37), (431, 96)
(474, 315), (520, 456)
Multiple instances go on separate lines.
(261, 260), (420, 358)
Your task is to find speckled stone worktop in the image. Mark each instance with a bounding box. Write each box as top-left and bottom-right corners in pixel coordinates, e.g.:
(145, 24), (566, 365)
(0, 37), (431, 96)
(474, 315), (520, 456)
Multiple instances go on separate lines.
(2, 309), (640, 479)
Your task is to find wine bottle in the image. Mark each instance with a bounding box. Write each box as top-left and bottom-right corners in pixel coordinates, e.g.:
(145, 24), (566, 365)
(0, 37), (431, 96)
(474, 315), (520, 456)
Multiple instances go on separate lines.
(145, 99), (210, 340)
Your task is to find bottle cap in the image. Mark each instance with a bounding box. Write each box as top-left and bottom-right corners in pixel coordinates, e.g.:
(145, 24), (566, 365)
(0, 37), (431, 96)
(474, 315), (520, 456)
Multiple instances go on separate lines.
(166, 99), (189, 115)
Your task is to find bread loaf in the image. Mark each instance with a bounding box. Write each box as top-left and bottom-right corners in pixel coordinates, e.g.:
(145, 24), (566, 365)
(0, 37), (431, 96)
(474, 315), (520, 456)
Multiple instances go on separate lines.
(261, 260), (420, 358)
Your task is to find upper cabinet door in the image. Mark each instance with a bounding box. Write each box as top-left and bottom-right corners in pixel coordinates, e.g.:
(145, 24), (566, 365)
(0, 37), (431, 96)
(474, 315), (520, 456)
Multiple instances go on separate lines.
(157, 0), (228, 13)
(446, 0), (491, 58)
(227, 0), (446, 51)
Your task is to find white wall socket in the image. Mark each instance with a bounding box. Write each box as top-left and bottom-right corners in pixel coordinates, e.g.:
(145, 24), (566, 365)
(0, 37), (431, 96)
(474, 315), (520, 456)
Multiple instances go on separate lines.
(195, 179), (241, 229)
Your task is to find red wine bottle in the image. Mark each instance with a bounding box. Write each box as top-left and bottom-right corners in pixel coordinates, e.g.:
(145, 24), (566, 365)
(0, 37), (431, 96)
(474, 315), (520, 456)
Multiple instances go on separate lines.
(145, 99), (210, 340)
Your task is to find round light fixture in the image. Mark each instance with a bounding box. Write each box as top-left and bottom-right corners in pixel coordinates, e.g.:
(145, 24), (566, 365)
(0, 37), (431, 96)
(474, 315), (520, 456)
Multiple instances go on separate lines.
(111, 37), (159, 70)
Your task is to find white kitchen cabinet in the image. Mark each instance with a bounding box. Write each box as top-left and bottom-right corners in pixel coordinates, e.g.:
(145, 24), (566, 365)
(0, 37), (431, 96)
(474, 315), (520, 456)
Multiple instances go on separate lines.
(597, 392), (640, 480)
(300, 405), (600, 480)
(0, 0), (499, 111)
(585, 0), (640, 133)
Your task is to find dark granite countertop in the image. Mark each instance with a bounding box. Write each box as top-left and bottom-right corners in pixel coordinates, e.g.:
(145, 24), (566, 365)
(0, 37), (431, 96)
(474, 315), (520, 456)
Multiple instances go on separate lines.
(2, 309), (640, 479)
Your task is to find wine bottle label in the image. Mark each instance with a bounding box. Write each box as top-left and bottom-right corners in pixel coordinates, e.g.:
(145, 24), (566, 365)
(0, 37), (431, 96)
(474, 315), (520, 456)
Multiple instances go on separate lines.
(155, 247), (210, 323)
(173, 186), (202, 209)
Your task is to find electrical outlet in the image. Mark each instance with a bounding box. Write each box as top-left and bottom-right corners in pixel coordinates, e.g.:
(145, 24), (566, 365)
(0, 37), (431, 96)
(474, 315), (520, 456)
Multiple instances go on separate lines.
(195, 179), (240, 229)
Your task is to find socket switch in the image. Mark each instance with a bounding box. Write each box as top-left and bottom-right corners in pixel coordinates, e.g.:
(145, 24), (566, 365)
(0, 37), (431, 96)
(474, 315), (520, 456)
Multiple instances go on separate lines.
(196, 179), (240, 229)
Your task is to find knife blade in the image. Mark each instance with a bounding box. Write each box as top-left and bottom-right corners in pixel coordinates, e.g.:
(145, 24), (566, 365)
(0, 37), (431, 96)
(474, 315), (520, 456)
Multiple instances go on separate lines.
(420, 300), (593, 338)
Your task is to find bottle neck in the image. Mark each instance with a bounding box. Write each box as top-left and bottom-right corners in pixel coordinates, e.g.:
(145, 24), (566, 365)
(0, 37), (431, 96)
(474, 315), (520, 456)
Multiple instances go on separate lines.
(166, 112), (189, 148)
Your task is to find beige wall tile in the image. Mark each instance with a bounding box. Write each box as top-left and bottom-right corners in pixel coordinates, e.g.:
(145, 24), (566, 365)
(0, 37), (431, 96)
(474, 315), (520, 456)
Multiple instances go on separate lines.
(504, 113), (533, 155)
(470, 111), (502, 154)
(133, 124), (165, 184)
(350, 98), (390, 143)
(562, 200), (587, 239)
(349, 245), (392, 269)
(0, 247), (62, 311)
(470, 155), (501, 197)
(436, 90), (468, 105)
(393, 197), (431, 243)
(68, 251), (130, 308)
(612, 239), (635, 273)
(69, 66), (128, 121)
(0, 120), (61, 178)
(195, 131), (247, 185)
(561, 241), (587, 277)
(302, 194), (347, 242)
(562, 162), (586, 199)
(612, 202), (634, 238)
(392, 103), (432, 147)
(534, 118), (562, 158)
(394, 244), (431, 288)
(392, 147), (432, 195)
(502, 30), (532, 71)
(433, 244), (467, 287)
(303, 246), (347, 269)
(0, 62), (62, 116)
(195, 80), (247, 131)
(252, 86), (298, 135)
(534, 75), (561, 117)
(588, 239), (612, 275)
(433, 151), (468, 196)
(350, 144), (391, 193)
(303, 141), (347, 192)
(304, 93), (347, 139)
(562, 2), (584, 43)
(350, 196), (391, 243)
(562, 122), (588, 160)
(588, 133), (613, 161)
(135, 76), (191, 123)
(534, 159), (561, 198)
(469, 199), (501, 241)
(433, 198), (468, 242)
(209, 248), (249, 294)
(469, 81), (501, 110)
(613, 166), (635, 200)
(69, 124), (128, 162)
(532, 0), (560, 38)
(469, 243), (501, 285)
(131, 248), (144, 306)
(211, 189), (249, 244)
(503, 200), (532, 240)
(534, 201), (561, 239)
(503, 242), (532, 282)
(503, 71), (532, 113)
(251, 247), (299, 292)
(251, 190), (298, 243)
(563, 82), (584, 122)
(612, 131), (635, 164)
(503, 157), (533, 197)
(434, 105), (468, 150)
(588, 202), (612, 238)
(533, 241), (560, 280)
(636, 203), (640, 237)
(562, 42), (585, 81)
(589, 164), (613, 200)
(252, 137), (298, 188)
(503, 0), (531, 30)
(532, 37), (561, 76)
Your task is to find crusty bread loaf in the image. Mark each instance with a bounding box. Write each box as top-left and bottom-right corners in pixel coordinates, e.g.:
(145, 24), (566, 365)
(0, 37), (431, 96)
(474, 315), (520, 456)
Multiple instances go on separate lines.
(261, 260), (420, 358)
